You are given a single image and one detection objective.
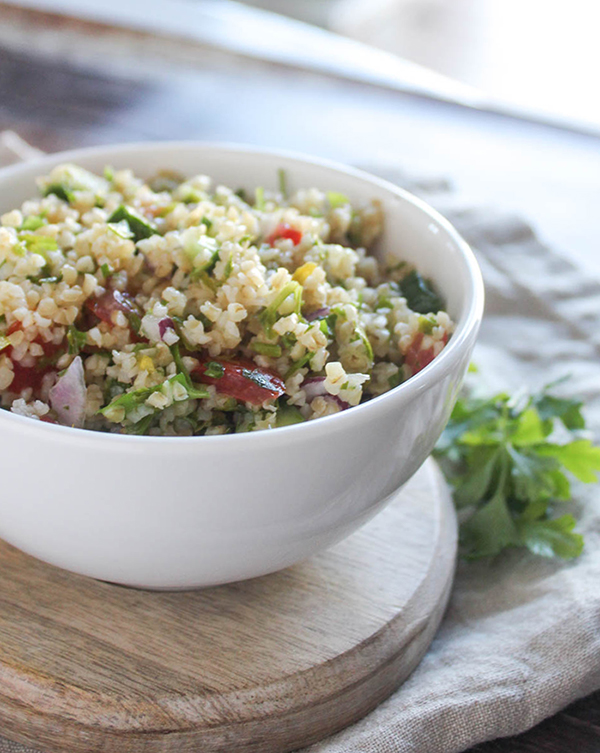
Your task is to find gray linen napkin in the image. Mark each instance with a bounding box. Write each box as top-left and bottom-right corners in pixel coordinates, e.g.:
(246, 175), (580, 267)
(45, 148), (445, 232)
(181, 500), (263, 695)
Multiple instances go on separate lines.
(0, 137), (598, 753)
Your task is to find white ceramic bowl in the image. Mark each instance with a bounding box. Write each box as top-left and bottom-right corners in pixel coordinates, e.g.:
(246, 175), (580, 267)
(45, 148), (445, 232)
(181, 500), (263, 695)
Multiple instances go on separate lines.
(0, 143), (483, 589)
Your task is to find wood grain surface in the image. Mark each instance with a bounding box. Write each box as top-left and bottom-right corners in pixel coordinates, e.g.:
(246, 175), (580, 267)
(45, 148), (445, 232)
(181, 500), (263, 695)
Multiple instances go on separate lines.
(0, 460), (456, 753)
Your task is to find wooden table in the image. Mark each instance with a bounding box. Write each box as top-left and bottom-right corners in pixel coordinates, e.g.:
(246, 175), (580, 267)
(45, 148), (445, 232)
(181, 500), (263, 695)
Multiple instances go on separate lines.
(0, 7), (599, 752)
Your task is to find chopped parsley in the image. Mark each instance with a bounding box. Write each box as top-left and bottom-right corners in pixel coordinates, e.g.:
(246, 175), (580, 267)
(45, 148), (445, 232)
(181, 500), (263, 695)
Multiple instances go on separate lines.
(66, 325), (87, 355)
(399, 270), (444, 314)
(204, 361), (224, 379)
(242, 367), (279, 390)
(43, 184), (75, 203)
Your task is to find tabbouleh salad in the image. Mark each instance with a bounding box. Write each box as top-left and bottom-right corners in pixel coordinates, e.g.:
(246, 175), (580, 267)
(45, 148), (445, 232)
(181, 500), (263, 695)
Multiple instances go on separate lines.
(0, 163), (453, 435)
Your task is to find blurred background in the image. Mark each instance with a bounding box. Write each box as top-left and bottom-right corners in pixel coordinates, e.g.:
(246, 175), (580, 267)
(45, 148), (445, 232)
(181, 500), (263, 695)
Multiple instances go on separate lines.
(240, 0), (600, 132)
(0, 0), (599, 270)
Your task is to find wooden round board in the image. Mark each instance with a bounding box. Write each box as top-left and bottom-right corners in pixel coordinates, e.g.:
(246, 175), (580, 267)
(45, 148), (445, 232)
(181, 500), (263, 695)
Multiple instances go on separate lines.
(0, 458), (456, 753)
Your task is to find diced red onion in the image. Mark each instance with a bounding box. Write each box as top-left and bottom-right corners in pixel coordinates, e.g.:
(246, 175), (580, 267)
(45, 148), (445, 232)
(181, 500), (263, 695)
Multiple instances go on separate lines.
(86, 288), (140, 325)
(306, 307), (331, 322)
(49, 356), (86, 428)
(302, 377), (328, 401)
(302, 377), (349, 410)
(325, 394), (350, 411)
(158, 317), (175, 339)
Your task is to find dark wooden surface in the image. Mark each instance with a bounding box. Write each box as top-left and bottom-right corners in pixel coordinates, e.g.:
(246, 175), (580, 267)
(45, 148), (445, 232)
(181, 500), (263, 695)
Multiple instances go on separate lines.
(0, 15), (599, 752)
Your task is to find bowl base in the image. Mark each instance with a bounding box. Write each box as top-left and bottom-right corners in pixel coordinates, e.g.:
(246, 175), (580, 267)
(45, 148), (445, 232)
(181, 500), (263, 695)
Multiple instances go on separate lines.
(0, 458), (456, 753)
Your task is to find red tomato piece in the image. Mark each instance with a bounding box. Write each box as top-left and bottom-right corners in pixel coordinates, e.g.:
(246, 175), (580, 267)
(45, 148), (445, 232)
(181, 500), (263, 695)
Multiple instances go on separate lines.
(85, 288), (140, 325)
(266, 223), (302, 247)
(404, 332), (448, 375)
(192, 358), (285, 405)
(6, 339), (64, 394)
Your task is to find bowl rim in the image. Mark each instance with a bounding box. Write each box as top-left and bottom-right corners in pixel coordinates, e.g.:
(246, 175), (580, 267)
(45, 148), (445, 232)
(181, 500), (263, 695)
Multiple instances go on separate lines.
(0, 140), (484, 447)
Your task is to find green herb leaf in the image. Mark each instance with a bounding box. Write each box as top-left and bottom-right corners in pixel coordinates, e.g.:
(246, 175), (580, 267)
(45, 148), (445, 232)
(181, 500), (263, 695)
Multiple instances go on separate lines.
(536, 440), (600, 483)
(517, 515), (583, 560)
(399, 270), (444, 314)
(434, 382), (599, 561)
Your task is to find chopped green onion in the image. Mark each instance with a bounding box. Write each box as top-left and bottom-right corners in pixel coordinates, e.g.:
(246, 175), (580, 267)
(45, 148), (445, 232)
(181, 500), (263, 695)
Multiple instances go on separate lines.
(169, 343), (193, 382)
(201, 216), (213, 230)
(169, 344), (210, 399)
(285, 352), (312, 379)
(38, 274), (63, 285)
(388, 369), (402, 389)
(276, 402), (305, 427)
(327, 191), (349, 209)
(108, 223), (134, 240)
(43, 184), (75, 203)
(107, 205), (158, 242)
(99, 371), (209, 420)
(100, 263), (112, 278)
(103, 166), (115, 182)
(20, 216), (46, 231)
(418, 314), (437, 334)
(255, 186), (266, 211)
(19, 234), (59, 255)
(184, 231), (220, 278)
(67, 325), (87, 355)
(260, 281), (303, 336)
(126, 413), (156, 435)
(356, 326), (374, 361)
(278, 168), (288, 199)
(280, 334), (296, 350)
(172, 372), (209, 400)
(222, 254), (234, 280)
(148, 170), (184, 193)
(251, 342), (282, 358)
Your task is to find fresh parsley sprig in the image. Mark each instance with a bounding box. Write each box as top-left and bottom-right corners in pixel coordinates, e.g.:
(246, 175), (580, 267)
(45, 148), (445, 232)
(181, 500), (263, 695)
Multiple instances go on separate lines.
(434, 380), (600, 561)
